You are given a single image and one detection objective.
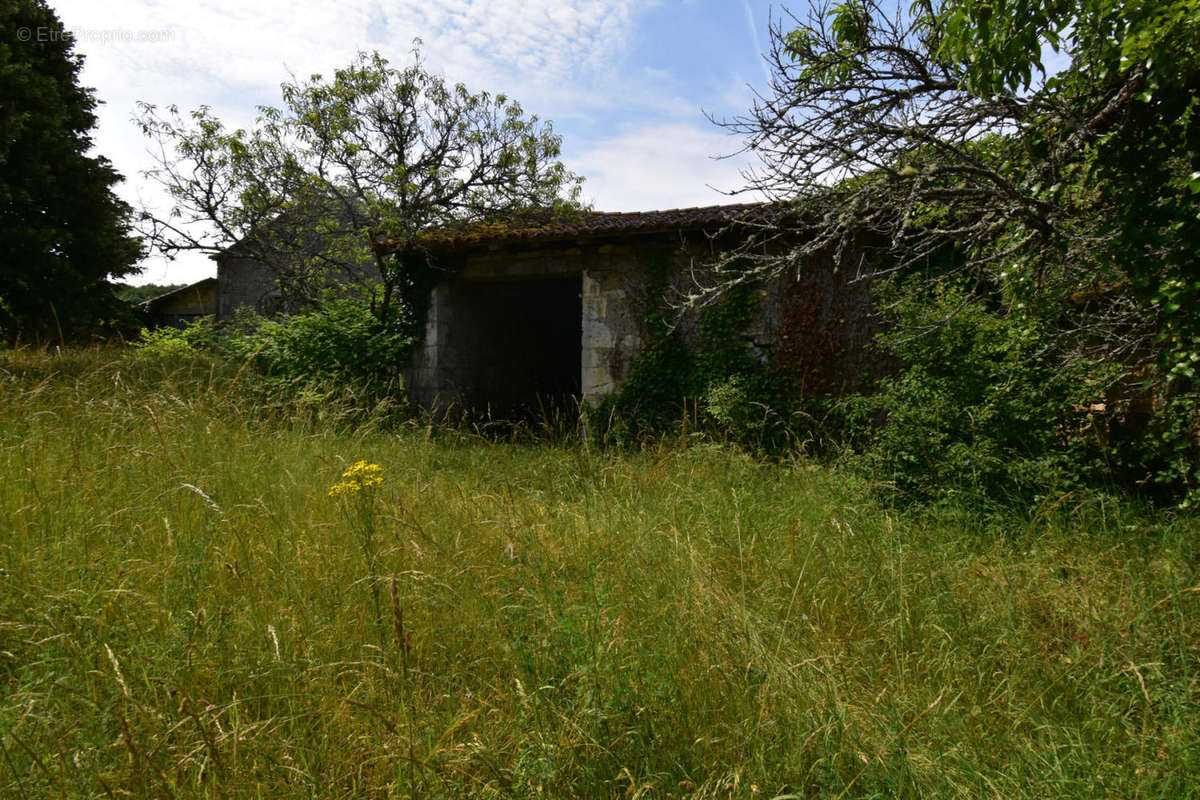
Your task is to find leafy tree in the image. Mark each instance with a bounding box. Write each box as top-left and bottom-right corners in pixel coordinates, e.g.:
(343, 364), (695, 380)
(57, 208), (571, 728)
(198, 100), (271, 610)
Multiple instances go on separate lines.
(138, 48), (583, 328)
(721, 0), (1197, 316)
(713, 0), (1200, 502)
(0, 0), (143, 340)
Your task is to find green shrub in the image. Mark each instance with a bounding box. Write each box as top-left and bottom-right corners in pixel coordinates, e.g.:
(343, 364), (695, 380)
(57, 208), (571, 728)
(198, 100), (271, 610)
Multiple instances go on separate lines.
(133, 316), (222, 361)
(252, 297), (412, 390)
(593, 280), (794, 449)
(132, 296), (414, 413)
(828, 282), (1117, 508)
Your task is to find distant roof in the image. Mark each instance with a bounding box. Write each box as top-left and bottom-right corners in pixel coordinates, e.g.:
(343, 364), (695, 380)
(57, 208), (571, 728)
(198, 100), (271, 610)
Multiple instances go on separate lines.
(138, 277), (217, 308)
(378, 202), (776, 253)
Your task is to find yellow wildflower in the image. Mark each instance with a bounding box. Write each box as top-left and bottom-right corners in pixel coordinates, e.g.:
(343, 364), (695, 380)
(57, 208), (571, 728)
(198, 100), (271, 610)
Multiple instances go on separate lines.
(328, 460), (384, 496)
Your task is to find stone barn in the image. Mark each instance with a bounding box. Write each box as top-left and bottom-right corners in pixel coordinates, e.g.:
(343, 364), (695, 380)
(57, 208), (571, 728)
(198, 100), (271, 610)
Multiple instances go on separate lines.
(214, 204), (877, 414)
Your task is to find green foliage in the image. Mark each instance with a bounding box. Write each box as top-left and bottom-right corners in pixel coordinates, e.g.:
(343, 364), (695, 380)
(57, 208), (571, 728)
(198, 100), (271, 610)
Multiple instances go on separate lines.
(913, 0), (1200, 505)
(832, 283), (1098, 506)
(134, 315), (223, 362)
(113, 283), (185, 304)
(252, 297), (412, 392)
(594, 253), (792, 449)
(936, 0), (1200, 489)
(745, 0), (1200, 509)
(825, 277), (1200, 509)
(0, 0), (143, 340)
(934, 0), (1200, 96)
(693, 285), (793, 447)
(134, 296), (413, 412)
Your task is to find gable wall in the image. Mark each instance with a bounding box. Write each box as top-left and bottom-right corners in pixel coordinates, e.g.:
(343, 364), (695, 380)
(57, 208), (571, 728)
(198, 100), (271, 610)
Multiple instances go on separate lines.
(216, 254), (280, 320)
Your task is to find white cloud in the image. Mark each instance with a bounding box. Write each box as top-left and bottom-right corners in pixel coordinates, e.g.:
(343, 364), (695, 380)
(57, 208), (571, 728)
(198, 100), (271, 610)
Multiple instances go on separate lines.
(52, 0), (737, 284)
(58, 0), (647, 108)
(569, 122), (762, 212)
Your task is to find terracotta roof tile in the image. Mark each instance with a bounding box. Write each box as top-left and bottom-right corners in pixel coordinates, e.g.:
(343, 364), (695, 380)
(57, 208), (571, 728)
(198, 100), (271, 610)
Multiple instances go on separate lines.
(378, 202), (774, 253)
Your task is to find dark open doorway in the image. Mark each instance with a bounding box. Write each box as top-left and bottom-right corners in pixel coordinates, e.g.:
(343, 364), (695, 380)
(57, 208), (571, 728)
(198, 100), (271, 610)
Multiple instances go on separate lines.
(441, 276), (582, 417)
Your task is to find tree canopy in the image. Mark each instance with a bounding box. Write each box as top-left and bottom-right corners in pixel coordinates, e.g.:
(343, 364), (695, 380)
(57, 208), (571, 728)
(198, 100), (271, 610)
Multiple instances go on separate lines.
(139, 48), (583, 324)
(113, 283), (185, 304)
(722, 0), (1197, 358)
(0, 0), (143, 340)
(714, 0), (1199, 502)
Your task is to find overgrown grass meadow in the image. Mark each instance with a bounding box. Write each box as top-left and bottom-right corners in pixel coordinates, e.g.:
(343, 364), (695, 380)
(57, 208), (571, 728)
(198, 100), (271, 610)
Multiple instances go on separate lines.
(1, 348), (1198, 798)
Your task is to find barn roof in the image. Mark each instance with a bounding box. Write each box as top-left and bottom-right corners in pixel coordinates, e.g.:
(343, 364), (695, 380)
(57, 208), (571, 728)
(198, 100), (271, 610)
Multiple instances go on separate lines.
(137, 277), (218, 309)
(377, 202), (776, 254)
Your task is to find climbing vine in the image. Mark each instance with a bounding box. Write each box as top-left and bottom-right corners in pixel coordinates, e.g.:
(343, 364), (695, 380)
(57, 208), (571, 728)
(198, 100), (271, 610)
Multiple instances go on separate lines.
(592, 249), (795, 449)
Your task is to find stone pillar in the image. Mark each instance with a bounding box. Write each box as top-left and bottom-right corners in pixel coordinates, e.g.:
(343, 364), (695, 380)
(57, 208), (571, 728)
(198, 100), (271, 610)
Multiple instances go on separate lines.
(404, 284), (448, 410)
(581, 268), (640, 405)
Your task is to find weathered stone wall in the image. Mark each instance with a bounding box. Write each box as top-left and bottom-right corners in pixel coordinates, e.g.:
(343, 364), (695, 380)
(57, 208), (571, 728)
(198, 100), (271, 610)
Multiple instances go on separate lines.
(711, 249), (880, 396)
(588, 237), (880, 400)
(213, 230), (880, 413)
(215, 254), (280, 320)
(580, 267), (636, 402)
(769, 251), (881, 395)
(403, 232), (881, 413)
(403, 284), (447, 409)
(579, 243), (656, 404)
(404, 240), (651, 411)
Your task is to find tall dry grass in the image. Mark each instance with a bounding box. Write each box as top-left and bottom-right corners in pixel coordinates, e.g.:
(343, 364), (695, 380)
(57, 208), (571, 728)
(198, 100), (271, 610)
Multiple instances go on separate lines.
(1, 347), (1197, 798)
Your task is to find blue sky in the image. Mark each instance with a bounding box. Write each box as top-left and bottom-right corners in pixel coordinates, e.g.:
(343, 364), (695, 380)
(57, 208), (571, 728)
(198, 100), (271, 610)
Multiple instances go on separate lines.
(53, 0), (783, 285)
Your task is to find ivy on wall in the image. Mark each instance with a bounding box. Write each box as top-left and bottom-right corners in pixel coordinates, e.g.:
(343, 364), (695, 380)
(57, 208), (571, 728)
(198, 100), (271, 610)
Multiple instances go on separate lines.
(591, 247), (795, 449)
